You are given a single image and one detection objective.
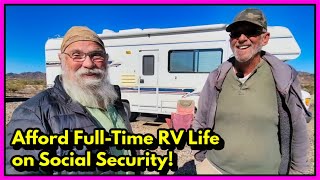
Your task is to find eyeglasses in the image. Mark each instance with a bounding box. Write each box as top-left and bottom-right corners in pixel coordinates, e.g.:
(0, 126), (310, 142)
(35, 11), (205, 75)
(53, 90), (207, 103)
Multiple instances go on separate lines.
(229, 29), (265, 39)
(62, 51), (108, 62)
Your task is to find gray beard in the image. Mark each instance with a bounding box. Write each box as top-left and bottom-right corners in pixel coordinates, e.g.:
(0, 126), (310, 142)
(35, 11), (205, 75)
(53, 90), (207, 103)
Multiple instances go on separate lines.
(233, 40), (263, 63)
(234, 46), (262, 63)
(61, 69), (118, 109)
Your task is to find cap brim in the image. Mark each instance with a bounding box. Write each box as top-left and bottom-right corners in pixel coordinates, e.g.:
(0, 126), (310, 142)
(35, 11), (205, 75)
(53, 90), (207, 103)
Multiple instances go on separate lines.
(226, 21), (263, 32)
(226, 22), (237, 32)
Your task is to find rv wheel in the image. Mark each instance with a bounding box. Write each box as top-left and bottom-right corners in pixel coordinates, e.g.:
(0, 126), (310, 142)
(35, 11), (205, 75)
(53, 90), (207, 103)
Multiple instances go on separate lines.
(130, 112), (140, 122)
(122, 102), (131, 120)
(122, 101), (140, 121)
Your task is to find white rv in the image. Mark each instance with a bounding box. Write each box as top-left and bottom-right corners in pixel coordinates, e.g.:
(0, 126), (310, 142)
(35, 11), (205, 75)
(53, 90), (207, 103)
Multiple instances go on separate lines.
(45, 24), (311, 120)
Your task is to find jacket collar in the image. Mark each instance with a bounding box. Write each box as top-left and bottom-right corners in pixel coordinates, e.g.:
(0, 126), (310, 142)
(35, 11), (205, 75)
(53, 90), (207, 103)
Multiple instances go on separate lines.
(262, 52), (295, 95)
(53, 75), (70, 102)
(215, 59), (233, 91)
(215, 51), (295, 95)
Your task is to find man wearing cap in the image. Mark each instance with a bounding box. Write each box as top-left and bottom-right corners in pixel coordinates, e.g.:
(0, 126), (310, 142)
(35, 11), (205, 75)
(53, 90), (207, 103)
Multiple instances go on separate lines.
(6, 26), (135, 174)
(193, 8), (310, 174)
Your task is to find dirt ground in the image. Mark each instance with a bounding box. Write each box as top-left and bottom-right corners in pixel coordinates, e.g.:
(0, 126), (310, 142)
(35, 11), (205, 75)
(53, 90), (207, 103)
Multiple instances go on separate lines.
(5, 96), (315, 175)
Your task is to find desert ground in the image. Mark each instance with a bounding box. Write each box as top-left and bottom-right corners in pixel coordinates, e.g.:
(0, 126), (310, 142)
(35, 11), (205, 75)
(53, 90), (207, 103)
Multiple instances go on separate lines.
(5, 94), (315, 175)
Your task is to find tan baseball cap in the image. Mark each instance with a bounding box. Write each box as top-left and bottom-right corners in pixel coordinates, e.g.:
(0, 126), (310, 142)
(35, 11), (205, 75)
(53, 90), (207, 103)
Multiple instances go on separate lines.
(60, 26), (105, 52)
(226, 8), (267, 32)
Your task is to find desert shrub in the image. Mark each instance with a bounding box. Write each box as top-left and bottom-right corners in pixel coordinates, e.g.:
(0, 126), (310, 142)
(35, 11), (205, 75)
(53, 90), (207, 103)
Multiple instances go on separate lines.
(6, 78), (46, 93)
(31, 80), (46, 85)
(6, 80), (25, 92)
(21, 79), (46, 86)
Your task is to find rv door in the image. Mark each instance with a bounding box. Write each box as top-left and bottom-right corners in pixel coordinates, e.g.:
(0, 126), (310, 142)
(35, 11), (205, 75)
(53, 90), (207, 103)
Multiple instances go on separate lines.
(138, 50), (159, 112)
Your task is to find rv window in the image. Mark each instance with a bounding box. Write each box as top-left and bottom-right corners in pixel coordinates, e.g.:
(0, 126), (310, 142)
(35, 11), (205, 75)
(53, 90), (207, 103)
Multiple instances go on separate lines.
(169, 49), (222, 73)
(143, 55), (154, 75)
(169, 51), (194, 72)
(197, 50), (222, 72)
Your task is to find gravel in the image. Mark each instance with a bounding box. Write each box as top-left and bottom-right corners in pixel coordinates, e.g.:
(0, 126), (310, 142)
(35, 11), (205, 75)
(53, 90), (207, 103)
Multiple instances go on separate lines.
(130, 118), (195, 175)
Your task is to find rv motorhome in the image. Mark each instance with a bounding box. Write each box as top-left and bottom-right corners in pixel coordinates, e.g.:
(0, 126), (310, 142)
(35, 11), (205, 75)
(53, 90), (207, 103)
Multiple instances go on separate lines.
(45, 24), (311, 120)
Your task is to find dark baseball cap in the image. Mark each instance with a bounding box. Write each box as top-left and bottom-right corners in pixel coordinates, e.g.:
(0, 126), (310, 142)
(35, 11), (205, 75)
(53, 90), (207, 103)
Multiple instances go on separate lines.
(226, 8), (267, 32)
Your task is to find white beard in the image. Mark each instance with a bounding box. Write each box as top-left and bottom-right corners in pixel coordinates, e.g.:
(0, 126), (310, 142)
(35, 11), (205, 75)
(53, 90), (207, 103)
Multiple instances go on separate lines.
(61, 61), (118, 109)
(234, 47), (262, 63)
(233, 39), (263, 63)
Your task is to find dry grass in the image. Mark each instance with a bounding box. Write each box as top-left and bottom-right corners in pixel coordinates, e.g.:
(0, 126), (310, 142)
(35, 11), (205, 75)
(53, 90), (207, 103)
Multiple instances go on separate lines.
(6, 79), (45, 94)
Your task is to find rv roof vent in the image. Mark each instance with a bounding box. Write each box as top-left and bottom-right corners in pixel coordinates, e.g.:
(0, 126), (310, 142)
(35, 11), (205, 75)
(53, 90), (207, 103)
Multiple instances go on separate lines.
(119, 28), (142, 34)
(102, 29), (115, 35)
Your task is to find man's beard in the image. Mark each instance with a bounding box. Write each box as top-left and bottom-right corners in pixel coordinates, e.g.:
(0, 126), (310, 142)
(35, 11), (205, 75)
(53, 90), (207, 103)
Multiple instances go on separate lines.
(61, 62), (118, 109)
(233, 40), (263, 63)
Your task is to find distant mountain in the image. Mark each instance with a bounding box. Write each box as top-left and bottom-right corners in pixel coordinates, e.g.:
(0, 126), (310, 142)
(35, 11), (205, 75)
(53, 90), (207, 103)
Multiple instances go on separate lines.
(298, 71), (314, 76)
(6, 71), (46, 80)
(297, 71), (314, 95)
(298, 71), (314, 84)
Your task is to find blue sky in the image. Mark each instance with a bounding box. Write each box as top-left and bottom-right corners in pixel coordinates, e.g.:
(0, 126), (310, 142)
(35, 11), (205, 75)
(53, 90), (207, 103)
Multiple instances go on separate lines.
(5, 5), (315, 73)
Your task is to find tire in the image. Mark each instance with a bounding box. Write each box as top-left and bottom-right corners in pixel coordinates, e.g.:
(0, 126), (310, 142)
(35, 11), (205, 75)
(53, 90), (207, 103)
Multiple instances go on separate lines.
(122, 101), (139, 121)
(122, 101), (131, 120)
(129, 112), (139, 122)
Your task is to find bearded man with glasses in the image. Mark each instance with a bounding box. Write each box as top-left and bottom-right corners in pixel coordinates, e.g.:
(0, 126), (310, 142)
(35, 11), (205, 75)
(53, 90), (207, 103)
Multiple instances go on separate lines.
(192, 8), (310, 175)
(6, 26), (136, 175)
